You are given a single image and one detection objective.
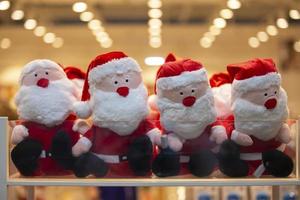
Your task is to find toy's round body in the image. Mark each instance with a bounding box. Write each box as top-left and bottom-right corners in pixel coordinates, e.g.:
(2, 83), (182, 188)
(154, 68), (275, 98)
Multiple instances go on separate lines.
(82, 119), (154, 177)
(11, 120), (80, 176)
(170, 126), (217, 175)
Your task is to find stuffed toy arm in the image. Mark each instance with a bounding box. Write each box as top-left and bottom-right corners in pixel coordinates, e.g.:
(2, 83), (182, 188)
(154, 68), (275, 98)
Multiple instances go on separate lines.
(209, 125), (227, 144)
(11, 125), (29, 145)
(165, 133), (183, 152)
(230, 129), (253, 146)
(146, 128), (162, 145)
(72, 119), (91, 135)
(276, 123), (291, 144)
(73, 101), (92, 119)
(72, 136), (92, 157)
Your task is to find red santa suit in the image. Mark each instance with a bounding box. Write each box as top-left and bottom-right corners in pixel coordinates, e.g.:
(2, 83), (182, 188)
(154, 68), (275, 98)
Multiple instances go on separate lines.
(224, 115), (285, 176)
(162, 124), (219, 175)
(82, 119), (156, 177)
(19, 119), (80, 176)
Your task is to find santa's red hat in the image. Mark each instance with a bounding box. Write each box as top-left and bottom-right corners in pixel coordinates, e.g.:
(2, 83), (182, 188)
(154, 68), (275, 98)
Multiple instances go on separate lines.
(64, 66), (86, 80)
(227, 58), (281, 99)
(209, 72), (232, 88)
(20, 59), (65, 84)
(155, 53), (208, 94)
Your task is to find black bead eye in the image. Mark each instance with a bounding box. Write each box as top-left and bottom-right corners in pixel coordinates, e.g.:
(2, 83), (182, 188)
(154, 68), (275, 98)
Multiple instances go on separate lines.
(45, 72), (49, 75)
(264, 93), (268, 96)
(274, 91), (277, 94)
(34, 74), (38, 77)
(114, 81), (118, 84)
(125, 79), (129, 82)
(191, 89), (195, 93)
(180, 92), (183, 95)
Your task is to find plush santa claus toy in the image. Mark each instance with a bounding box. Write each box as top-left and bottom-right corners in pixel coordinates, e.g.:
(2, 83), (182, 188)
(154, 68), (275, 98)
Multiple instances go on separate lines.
(11, 59), (82, 176)
(152, 53), (227, 177)
(209, 72), (232, 119)
(64, 66), (86, 100)
(72, 51), (161, 178)
(219, 58), (293, 177)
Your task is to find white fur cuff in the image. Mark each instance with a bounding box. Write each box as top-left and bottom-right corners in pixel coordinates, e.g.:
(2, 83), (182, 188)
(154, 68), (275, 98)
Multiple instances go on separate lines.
(88, 57), (141, 84)
(232, 72), (281, 97)
(156, 68), (208, 91)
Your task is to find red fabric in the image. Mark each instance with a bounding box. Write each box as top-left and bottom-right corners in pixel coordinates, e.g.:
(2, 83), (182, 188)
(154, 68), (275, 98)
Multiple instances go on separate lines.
(227, 58), (277, 81)
(155, 58), (203, 94)
(21, 120), (80, 176)
(64, 66), (86, 80)
(209, 72), (232, 87)
(82, 51), (128, 101)
(83, 119), (155, 177)
(162, 124), (217, 175)
(165, 53), (176, 62)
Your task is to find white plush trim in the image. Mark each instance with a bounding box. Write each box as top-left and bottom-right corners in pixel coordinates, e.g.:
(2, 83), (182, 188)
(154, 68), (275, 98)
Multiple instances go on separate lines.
(88, 57), (141, 84)
(232, 72), (281, 97)
(156, 68), (208, 91)
(20, 59), (65, 84)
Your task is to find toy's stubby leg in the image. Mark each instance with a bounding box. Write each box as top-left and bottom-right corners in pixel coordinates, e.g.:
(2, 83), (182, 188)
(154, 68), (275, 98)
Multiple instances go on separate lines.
(189, 149), (217, 177)
(73, 152), (108, 178)
(262, 149), (293, 177)
(218, 140), (249, 177)
(11, 138), (42, 176)
(51, 131), (75, 170)
(128, 135), (153, 176)
(152, 148), (180, 177)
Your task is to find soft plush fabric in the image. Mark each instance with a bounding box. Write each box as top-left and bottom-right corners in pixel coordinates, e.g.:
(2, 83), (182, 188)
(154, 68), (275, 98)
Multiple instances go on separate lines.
(12, 120), (80, 176)
(78, 119), (155, 177)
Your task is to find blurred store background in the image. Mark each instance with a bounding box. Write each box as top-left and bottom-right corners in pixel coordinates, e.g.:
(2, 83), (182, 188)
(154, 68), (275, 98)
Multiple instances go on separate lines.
(1, 0), (300, 199)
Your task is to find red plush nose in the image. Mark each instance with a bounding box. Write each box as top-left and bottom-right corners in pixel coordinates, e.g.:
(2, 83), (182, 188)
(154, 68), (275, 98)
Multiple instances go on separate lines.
(116, 87), (129, 97)
(264, 98), (277, 110)
(37, 78), (49, 88)
(182, 96), (196, 107)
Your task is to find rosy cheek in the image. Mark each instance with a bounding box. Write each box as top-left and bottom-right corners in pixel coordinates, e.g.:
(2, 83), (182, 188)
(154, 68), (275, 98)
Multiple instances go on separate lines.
(22, 77), (36, 86)
(47, 72), (64, 81)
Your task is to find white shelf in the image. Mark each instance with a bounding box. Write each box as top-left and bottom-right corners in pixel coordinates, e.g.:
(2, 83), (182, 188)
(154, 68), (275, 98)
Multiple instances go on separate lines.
(7, 177), (300, 187)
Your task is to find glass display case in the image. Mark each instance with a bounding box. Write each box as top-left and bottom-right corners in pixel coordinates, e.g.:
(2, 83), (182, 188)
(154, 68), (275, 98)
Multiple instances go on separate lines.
(1, 117), (299, 200)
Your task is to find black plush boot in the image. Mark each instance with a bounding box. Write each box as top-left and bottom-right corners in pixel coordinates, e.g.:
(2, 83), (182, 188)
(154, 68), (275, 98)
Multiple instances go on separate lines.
(189, 149), (217, 177)
(73, 153), (108, 178)
(152, 147), (180, 177)
(11, 138), (42, 176)
(262, 149), (293, 177)
(51, 130), (75, 170)
(127, 135), (153, 176)
(218, 140), (249, 177)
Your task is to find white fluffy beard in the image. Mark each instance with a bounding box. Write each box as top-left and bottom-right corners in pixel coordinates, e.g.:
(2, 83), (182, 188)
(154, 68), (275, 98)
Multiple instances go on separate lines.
(15, 78), (77, 127)
(90, 83), (149, 136)
(157, 89), (217, 140)
(232, 88), (289, 141)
